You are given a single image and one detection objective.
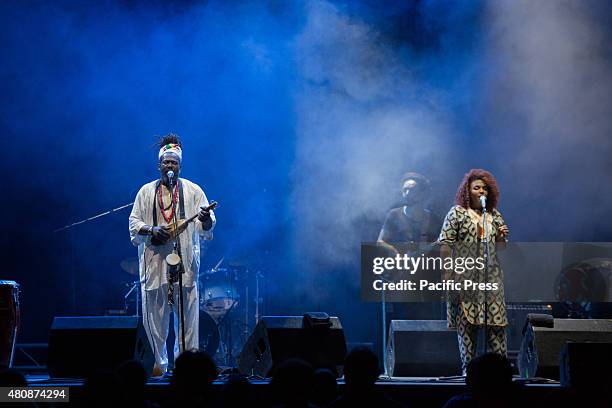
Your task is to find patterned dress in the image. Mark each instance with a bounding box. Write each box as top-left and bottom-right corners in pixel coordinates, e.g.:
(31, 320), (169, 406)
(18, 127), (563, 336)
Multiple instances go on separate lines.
(438, 205), (508, 370)
(438, 205), (508, 327)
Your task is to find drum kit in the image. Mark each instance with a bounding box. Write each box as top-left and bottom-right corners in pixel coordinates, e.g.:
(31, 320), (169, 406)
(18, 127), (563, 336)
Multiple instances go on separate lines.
(198, 260), (265, 366)
(120, 257), (264, 367)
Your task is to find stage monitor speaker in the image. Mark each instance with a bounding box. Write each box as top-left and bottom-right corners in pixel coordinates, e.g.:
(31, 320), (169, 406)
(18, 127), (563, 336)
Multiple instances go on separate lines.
(519, 318), (612, 380)
(237, 315), (347, 377)
(560, 342), (612, 388)
(48, 316), (154, 378)
(386, 320), (462, 377)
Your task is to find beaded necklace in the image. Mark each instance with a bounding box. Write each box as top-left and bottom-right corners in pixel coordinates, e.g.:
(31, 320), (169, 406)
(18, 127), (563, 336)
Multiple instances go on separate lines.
(158, 181), (179, 223)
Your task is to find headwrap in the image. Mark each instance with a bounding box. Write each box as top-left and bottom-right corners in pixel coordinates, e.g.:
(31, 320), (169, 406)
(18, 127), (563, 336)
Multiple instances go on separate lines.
(158, 143), (182, 161)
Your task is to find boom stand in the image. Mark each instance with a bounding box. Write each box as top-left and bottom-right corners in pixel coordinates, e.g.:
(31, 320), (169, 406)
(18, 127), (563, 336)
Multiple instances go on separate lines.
(124, 281), (140, 317)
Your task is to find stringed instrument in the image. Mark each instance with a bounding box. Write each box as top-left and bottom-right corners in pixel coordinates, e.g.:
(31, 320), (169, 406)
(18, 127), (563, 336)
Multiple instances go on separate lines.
(167, 201), (218, 238)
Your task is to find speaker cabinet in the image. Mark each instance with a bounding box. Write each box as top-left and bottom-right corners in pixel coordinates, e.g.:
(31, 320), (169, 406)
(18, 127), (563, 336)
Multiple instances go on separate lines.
(519, 318), (612, 379)
(386, 320), (462, 377)
(560, 342), (612, 388)
(48, 316), (154, 378)
(237, 316), (347, 377)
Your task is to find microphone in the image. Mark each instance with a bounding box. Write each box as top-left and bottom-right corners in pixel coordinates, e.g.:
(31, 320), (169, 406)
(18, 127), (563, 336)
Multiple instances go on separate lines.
(167, 170), (175, 187)
(479, 195), (487, 211)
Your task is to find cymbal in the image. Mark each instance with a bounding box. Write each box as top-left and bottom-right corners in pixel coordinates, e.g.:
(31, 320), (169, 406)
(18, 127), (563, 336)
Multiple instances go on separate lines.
(203, 267), (228, 275)
(120, 257), (139, 276)
(227, 259), (249, 268)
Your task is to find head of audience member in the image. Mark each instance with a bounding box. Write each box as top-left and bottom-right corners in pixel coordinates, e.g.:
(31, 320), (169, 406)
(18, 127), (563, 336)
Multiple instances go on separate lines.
(0, 368), (27, 386)
(269, 358), (315, 407)
(171, 349), (218, 404)
(219, 375), (251, 407)
(116, 359), (147, 403)
(343, 347), (380, 393)
(466, 353), (513, 399)
(312, 368), (338, 407)
(83, 370), (121, 407)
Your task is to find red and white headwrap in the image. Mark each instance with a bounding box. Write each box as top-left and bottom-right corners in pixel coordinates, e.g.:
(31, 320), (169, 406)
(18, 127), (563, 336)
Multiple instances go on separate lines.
(158, 143), (182, 161)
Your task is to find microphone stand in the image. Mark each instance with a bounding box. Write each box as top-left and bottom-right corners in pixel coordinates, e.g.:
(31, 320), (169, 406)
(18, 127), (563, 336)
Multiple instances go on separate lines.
(168, 176), (187, 354)
(380, 269), (392, 379)
(53, 202), (134, 232)
(53, 202), (135, 315)
(481, 203), (491, 354)
(381, 280), (389, 378)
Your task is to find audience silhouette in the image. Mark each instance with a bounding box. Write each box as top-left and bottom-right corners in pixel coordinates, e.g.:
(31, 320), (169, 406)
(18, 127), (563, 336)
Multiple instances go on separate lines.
(82, 370), (122, 407)
(443, 353), (515, 408)
(168, 349), (218, 408)
(312, 368), (338, 407)
(330, 347), (404, 408)
(0, 368), (27, 387)
(10, 346), (610, 407)
(116, 359), (159, 408)
(219, 374), (252, 407)
(269, 358), (316, 408)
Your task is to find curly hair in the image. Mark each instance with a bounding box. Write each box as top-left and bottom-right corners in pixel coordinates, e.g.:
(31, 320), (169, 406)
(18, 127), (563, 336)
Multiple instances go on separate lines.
(158, 132), (182, 149)
(455, 169), (500, 211)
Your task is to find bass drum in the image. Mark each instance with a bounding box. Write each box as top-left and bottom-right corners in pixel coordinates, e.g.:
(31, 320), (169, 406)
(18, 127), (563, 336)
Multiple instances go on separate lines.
(198, 268), (240, 322)
(198, 310), (220, 357)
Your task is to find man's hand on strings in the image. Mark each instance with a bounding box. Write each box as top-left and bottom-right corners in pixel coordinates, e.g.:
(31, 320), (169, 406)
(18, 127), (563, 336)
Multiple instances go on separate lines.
(152, 226), (171, 243)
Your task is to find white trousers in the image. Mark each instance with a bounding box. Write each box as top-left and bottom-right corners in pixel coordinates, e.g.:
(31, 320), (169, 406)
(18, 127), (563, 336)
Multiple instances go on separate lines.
(141, 283), (199, 373)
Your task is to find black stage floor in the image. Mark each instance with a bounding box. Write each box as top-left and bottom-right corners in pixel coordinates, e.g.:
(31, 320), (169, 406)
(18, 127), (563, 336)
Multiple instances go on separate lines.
(23, 373), (563, 407)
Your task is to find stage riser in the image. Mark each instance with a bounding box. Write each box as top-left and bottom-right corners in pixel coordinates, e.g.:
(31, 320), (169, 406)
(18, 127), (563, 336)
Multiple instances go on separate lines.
(25, 378), (565, 408)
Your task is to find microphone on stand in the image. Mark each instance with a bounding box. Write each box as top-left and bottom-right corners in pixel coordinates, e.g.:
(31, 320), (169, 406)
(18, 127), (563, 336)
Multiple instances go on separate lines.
(479, 195), (487, 211)
(165, 169), (180, 271)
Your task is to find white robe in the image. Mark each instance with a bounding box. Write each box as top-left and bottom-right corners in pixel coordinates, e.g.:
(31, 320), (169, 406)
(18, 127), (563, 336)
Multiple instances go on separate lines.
(128, 178), (215, 290)
(128, 178), (215, 373)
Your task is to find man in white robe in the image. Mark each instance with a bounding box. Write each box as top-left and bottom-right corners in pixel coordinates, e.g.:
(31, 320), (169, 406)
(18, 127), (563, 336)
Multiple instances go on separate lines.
(129, 136), (215, 376)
